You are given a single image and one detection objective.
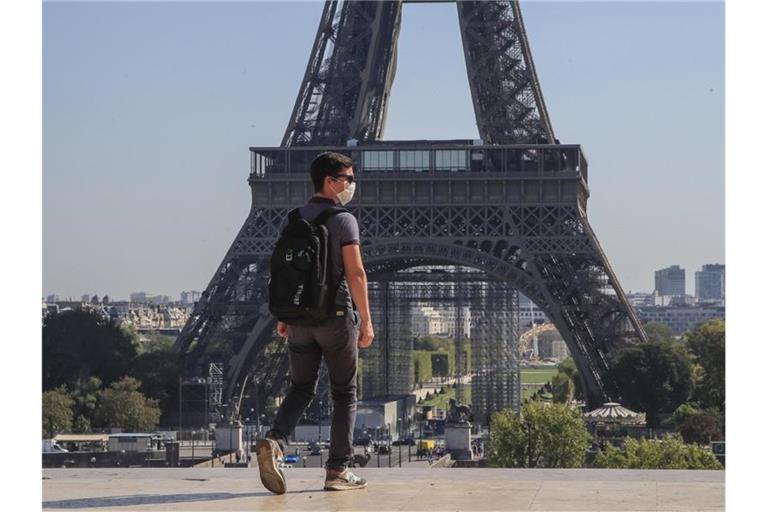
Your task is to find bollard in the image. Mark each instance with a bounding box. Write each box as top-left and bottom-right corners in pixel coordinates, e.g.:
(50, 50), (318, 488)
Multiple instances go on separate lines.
(165, 441), (180, 468)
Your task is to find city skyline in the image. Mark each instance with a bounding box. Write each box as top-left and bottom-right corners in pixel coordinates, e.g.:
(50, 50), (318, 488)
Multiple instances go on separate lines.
(45, 260), (725, 304)
(43, 1), (724, 300)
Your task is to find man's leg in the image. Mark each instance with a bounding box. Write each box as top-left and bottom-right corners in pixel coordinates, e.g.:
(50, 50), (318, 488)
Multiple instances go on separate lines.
(257, 324), (322, 495)
(269, 324), (323, 443)
(314, 310), (359, 470)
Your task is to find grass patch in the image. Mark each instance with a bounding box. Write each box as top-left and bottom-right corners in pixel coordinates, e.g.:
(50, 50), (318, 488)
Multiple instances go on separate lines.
(520, 368), (558, 384)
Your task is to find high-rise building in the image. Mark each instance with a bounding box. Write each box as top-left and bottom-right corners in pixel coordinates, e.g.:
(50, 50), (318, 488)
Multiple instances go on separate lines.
(180, 290), (202, 305)
(46, 294), (60, 303)
(695, 264), (725, 303)
(81, 294), (91, 303)
(654, 265), (686, 297)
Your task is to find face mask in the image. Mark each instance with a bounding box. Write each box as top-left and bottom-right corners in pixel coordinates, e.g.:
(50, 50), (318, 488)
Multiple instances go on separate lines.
(336, 180), (356, 206)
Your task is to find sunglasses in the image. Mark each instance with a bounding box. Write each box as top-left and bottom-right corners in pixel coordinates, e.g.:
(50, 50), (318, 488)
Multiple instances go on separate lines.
(332, 174), (355, 184)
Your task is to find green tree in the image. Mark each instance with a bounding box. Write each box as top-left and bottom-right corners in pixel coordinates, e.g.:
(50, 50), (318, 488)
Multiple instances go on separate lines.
(42, 386), (74, 438)
(43, 310), (139, 390)
(69, 376), (102, 433)
(684, 319), (725, 412)
(643, 322), (676, 344)
(134, 331), (176, 355)
(670, 403), (723, 445)
(609, 340), (694, 428)
(551, 372), (575, 404)
(431, 353), (449, 378)
(94, 376), (161, 432)
(593, 433), (722, 469)
(488, 402), (590, 468)
(128, 350), (183, 422)
(556, 357), (582, 399)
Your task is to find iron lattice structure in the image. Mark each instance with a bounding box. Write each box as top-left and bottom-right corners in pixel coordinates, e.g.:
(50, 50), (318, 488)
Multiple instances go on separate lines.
(175, 0), (647, 419)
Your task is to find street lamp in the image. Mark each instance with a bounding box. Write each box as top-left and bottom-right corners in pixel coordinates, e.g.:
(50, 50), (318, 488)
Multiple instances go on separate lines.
(317, 400), (324, 443)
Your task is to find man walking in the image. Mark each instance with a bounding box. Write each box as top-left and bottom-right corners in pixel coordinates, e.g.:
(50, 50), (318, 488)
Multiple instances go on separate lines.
(256, 152), (374, 494)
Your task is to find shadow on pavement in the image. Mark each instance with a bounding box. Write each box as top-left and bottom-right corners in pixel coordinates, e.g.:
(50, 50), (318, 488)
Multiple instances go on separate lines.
(42, 491), (275, 509)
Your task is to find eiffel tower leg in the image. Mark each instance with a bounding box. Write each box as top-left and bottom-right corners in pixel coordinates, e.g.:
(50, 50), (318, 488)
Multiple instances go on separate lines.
(519, 214), (648, 408)
(175, 206), (290, 408)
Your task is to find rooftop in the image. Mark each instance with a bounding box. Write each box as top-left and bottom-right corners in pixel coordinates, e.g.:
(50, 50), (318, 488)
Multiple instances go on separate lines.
(42, 467), (723, 511)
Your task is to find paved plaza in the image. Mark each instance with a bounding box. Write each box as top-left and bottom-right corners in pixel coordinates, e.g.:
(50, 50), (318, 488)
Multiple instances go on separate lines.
(42, 467), (724, 511)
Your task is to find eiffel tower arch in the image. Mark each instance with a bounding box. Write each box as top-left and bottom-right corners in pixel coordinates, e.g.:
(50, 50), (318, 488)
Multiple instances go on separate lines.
(175, 0), (647, 419)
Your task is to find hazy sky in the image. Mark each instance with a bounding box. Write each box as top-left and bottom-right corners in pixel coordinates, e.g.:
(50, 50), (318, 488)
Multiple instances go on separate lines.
(43, 0), (724, 301)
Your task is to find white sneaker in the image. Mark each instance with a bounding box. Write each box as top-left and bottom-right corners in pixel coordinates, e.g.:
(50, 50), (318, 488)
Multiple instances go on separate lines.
(324, 468), (367, 491)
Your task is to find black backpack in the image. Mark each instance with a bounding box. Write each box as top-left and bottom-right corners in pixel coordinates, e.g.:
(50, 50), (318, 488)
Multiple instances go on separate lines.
(268, 206), (349, 326)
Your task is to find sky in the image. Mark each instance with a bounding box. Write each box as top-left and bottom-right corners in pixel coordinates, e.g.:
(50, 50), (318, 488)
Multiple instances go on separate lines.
(42, 0), (724, 301)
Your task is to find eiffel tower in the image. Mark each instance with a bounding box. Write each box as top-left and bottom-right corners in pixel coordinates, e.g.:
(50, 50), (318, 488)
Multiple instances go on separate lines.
(175, 0), (648, 420)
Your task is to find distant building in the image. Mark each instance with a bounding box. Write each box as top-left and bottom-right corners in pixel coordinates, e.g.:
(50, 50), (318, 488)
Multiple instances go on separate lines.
(354, 394), (417, 441)
(518, 294), (548, 327)
(637, 305), (724, 334)
(46, 294), (60, 303)
(130, 292), (148, 303)
(626, 292), (659, 308)
(667, 294), (696, 307)
(81, 294), (91, 303)
(654, 265), (685, 297)
(695, 264), (725, 303)
(130, 292), (170, 305)
(411, 305), (471, 338)
(180, 290), (201, 305)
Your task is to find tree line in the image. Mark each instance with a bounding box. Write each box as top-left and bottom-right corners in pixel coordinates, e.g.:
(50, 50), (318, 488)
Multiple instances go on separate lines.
(42, 310), (182, 437)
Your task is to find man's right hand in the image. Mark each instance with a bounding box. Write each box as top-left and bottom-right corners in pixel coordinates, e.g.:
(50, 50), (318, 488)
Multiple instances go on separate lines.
(358, 318), (374, 348)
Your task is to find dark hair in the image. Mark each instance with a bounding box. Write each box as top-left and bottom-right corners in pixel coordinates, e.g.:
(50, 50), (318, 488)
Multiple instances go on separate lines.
(310, 152), (354, 192)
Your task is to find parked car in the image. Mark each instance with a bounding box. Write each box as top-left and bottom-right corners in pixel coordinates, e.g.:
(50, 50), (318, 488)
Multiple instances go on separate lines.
(284, 454), (299, 464)
(377, 445), (390, 455)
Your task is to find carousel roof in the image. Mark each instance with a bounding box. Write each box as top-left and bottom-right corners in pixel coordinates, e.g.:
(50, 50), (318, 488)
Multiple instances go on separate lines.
(583, 402), (646, 425)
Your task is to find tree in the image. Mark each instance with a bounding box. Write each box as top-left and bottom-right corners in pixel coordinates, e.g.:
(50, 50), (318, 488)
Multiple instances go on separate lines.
(94, 377), (161, 432)
(431, 353), (449, 378)
(551, 372), (575, 404)
(43, 309), (139, 390)
(609, 340), (694, 428)
(643, 322), (675, 344)
(593, 433), (722, 469)
(69, 376), (102, 433)
(134, 331), (176, 355)
(42, 387), (74, 438)
(128, 350), (183, 422)
(670, 403), (723, 445)
(684, 319), (725, 412)
(488, 402), (590, 468)
(556, 357), (582, 399)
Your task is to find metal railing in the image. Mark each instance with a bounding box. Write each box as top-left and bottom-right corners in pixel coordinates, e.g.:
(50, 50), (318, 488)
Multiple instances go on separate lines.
(250, 144), (588, 183)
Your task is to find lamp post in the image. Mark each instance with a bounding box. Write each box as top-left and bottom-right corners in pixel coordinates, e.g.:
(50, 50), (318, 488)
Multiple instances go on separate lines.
(318, 400), (324, 443)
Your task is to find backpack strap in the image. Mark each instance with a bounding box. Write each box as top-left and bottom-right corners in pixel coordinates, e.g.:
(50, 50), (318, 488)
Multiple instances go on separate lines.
(312, 206), (349, 226)
(287, 208), (302, 224)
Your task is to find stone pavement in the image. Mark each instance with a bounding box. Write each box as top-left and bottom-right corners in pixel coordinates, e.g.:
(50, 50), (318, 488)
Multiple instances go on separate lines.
(42, 467), (724, 511)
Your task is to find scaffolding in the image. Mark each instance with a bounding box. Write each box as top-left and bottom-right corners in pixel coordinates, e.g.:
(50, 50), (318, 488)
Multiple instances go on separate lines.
(356, 266), (520, 423)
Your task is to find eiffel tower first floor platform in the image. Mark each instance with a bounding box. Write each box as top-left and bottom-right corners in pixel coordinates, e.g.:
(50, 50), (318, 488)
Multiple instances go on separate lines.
(176, 140), (647, 422)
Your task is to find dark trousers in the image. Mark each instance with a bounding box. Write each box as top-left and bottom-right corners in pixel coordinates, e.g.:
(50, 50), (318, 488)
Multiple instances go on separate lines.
(269, 309), (359, 469)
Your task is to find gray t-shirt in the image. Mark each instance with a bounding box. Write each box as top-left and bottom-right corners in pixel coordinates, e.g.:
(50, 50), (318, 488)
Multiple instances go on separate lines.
(289, 196), (360, 310)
